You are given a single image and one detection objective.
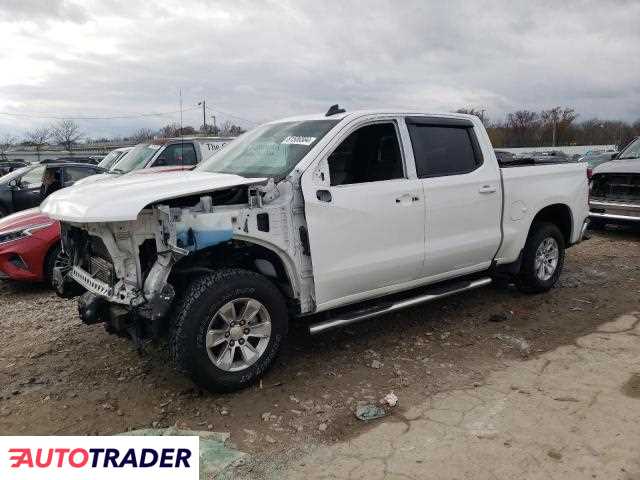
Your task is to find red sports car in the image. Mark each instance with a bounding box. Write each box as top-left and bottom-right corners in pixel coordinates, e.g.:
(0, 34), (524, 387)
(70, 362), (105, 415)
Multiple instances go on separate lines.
(0, 208), (66, 285)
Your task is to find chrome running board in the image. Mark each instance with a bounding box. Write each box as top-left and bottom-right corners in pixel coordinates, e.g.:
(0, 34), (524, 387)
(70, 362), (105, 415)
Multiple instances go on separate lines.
(309, 277), (492, 335)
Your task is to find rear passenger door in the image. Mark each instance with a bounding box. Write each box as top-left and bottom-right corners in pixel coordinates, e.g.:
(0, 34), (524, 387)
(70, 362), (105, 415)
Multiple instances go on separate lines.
(406, 117), (502, 278)
(302, 119), (425, 310)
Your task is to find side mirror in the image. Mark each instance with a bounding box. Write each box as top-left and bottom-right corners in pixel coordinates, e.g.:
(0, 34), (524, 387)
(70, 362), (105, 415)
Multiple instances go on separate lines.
(611, 152), (620, 159)
(155, 157), (167, 166)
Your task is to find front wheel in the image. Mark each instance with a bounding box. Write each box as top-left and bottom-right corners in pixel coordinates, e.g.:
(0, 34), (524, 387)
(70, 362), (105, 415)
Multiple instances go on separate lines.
(170, 268), (288, 393)
(516, 222), (565, 294)
(44, 243), (72, 288)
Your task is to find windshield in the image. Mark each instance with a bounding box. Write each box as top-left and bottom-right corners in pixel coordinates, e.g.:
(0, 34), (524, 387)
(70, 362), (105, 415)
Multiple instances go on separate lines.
(198, 120), (339, 178)
(98, 150), (124, 169)
(111, 144), (161, 173)
(618, 138), (640, 159)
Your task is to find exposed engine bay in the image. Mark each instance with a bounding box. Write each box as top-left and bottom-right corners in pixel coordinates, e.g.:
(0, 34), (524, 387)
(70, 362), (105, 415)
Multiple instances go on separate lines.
(56, 179), (314, 339)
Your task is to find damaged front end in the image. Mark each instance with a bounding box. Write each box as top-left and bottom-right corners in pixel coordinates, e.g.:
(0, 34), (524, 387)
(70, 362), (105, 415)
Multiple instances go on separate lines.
(55, 187), (263, 344)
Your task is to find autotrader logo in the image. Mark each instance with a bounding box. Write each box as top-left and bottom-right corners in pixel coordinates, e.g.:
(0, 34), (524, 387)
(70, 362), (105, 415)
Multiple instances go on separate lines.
(0, 436), (199, 480)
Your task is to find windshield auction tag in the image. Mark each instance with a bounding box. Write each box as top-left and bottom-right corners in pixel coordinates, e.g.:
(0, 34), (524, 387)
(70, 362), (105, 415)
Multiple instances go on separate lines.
(281, 136), (316, 146)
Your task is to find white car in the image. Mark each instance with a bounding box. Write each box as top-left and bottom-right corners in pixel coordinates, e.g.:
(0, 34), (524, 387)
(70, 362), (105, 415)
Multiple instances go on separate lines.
(43, 108), (589, 392)
(96, 147), (134, 171)
(75, 136), (233, 186)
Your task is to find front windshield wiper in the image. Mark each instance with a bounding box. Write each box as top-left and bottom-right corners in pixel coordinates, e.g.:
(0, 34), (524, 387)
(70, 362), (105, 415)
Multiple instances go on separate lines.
(617, 156), (640, 160)
(108, 168), (126, 174)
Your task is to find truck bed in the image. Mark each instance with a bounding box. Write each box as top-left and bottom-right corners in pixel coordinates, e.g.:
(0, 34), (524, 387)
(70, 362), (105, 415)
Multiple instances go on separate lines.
(495, 161), (588, 264)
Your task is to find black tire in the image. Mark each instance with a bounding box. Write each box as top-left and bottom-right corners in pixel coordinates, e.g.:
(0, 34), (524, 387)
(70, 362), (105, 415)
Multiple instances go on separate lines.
(44, 243), (62, 287)
(0, 205), (7, 219)
(516, 222), (565, 294)
(170, 268), (288, 393)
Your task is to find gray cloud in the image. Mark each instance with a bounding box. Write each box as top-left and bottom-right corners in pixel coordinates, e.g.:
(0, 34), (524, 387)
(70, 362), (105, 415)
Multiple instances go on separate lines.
(0, 0), (638, 137)
(0, 0), (89, 23)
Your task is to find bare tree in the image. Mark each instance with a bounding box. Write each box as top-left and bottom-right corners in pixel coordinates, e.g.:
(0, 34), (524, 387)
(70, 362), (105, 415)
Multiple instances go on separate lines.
(540, 107), (577, 146)
(159, 123), (180, 138)
(506, 110), (540, 147)
(220, 121), (245, 136)
(25, 127), (51, 162)
(456, 107), (488, 126)
(51, 119), (82, 152)
(0, 134), (17, 161)
(200, 123), (220, 136)
(131, 128), (155, 143)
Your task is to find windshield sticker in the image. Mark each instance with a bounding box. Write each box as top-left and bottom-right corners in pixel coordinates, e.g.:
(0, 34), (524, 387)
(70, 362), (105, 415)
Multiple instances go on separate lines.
(281, 136), (317, 146)
(245, 143), (288, 168)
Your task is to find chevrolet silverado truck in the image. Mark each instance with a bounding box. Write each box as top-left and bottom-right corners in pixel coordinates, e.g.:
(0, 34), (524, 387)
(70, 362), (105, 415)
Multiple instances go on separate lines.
(42, 108), (589, 392)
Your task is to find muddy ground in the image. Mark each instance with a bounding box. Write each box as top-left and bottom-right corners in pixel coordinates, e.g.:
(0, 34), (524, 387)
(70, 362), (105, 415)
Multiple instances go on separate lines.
(1, 228), (639, 464)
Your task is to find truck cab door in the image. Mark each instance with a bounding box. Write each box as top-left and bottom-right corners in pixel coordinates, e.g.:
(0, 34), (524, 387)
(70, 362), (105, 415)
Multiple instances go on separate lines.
(301, 119), (425, 311)
(405, 117), (502, 278)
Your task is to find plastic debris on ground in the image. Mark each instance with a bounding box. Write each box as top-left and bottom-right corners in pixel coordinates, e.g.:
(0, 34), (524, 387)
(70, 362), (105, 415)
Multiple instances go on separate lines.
(382, 392), (398, 407)
(118, 427), (246, 479)
(355, 404), (388, 421)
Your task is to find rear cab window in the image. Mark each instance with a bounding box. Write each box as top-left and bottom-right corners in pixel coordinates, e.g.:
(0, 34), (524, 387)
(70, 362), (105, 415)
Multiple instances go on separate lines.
(406, 117), (483, 178)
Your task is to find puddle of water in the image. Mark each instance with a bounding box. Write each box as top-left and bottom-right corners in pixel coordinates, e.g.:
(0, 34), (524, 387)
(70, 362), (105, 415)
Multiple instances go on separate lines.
(622, 373), (640, 399)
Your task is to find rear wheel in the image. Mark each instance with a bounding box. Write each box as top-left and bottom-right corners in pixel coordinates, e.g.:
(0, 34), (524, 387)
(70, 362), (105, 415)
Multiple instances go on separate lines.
(170, 268), (288, 393)
(517, 222), (565, 293)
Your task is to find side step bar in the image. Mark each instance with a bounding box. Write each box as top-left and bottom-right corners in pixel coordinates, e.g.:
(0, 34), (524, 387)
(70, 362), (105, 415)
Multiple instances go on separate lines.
(309, 277), (492, 335)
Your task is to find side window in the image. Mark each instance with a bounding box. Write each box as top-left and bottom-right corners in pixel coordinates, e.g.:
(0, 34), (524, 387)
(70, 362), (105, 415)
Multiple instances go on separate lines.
(328, 123), (404, 186)
(408, 124), (481, 178)
(155, 143), (197, 167)
(64, 167), (94, 184)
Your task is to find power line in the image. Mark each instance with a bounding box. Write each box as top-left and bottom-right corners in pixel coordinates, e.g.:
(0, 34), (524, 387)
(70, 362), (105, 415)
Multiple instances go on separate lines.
(204, 105), (260, 126)
(0, 106), (200, 120)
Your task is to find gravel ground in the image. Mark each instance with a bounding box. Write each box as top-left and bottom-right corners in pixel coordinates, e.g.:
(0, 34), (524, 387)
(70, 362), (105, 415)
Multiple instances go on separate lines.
(1, 228), (639, 464)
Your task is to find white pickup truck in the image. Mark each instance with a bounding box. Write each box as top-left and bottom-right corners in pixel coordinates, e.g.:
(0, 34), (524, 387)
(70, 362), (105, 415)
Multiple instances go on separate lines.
(42, 108), (589, 392)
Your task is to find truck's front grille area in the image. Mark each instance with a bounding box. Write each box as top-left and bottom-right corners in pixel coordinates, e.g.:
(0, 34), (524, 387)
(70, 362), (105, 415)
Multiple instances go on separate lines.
(71, 266), (113, 297)
(89, 256), (115, 286)
(591, 173), (640, 202)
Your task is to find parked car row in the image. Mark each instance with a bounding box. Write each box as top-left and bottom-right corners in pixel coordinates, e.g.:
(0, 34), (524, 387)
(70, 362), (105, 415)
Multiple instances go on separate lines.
(0, 136), (230, 285)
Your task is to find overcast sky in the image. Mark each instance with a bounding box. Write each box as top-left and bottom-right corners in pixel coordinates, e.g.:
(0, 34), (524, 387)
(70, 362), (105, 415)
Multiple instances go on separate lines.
(0, 0), (638, 138)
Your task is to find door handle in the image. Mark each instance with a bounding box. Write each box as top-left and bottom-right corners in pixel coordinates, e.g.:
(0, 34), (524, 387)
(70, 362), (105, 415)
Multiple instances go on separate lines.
(479, 185), (497, 194)
(316, 190), (332, 202)
(395, 194), (420, 204)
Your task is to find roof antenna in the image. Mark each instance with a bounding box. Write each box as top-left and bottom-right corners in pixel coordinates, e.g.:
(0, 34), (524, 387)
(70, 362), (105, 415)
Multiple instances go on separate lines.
(325, 104), (346, 117)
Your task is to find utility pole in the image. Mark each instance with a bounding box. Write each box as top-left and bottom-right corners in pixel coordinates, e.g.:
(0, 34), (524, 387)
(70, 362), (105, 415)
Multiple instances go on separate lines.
(211, 115), (217, 134)
(198, 100), (206, 131)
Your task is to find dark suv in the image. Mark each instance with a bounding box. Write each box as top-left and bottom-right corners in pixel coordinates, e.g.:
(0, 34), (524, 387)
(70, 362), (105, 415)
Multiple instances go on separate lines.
(0, 163), (104, 218)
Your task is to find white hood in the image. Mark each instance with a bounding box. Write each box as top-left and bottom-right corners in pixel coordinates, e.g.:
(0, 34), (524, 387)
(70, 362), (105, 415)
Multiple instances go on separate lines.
(42, 170), (266, 222)
(593, 159), (640, 175)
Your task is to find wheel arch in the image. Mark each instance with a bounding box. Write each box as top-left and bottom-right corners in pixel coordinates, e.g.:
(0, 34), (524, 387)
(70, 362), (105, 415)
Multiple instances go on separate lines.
(171, 237), (302, 307)
(528, 203), (573, 245)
